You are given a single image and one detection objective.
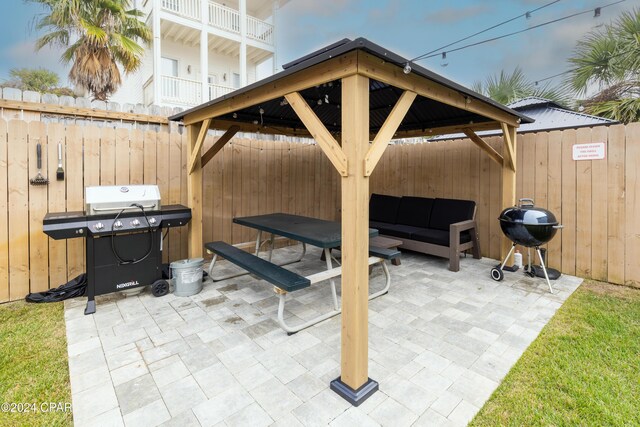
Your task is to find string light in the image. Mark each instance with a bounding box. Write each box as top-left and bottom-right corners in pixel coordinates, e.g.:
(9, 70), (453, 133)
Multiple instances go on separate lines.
(410, 0), (626, 64)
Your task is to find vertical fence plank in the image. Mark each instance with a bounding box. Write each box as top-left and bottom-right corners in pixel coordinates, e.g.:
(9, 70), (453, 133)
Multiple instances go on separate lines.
(477, 139), (491, 258)
(231, 141), (243, 244)
(212, 136), (224, 242)
(575, 128), (592, 278)
(100, 127), (116, 185)
(168, 128), (182, 260)
(0, 120), (7, 301)
(534, 133), (548, 208)
(222, 143), (233, 244)
(65, 124), (84, 279)
(115, 127), (130, 185)
(143, 130), (157, 185)
(47, 123), (67, 288)
(489, 137), (502, 260)
(607, 125), (625, 284)
(156, 130), (169, 262)
(561, 129), (577, 275)
(202, 134), (214, 246)
(7, 120), (29, 300)
(27, 121), (49, 292)
(180, 128), (188, 259)
(130, 128), (144, 185)
(547, 131), (562, 270)
(590, 126), (608, 281)
(83, 126), (101, 188)
(625, 122), (640, 287)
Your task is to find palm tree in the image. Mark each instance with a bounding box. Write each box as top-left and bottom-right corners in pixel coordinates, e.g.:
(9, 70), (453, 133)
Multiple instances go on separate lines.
(472, 67), (571, 107)
(567, 8), (640, 123)
(30, 0), (151, 100)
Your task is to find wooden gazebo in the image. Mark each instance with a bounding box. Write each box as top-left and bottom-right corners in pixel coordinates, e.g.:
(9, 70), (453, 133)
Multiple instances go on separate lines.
(169, 38), (532, 405)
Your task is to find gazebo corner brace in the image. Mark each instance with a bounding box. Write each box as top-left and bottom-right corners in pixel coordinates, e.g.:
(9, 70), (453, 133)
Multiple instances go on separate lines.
(285, 91), (349, 177)
(363, 90), (417, 176)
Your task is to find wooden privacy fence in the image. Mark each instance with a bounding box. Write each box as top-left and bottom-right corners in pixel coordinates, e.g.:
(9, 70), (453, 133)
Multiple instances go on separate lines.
(369, 123), (640, 288)
(1, 119), (638, 302)
(0, 119), (341, 302)
(0, 119), (188, 302)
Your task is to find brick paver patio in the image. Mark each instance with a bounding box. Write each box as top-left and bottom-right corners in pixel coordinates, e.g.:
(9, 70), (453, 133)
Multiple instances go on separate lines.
(64, 247), (582, 426)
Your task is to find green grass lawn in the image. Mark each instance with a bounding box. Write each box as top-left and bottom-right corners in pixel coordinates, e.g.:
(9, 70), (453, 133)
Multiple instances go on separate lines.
(0, 301), (72, 427)
(471, 281), (640, 427)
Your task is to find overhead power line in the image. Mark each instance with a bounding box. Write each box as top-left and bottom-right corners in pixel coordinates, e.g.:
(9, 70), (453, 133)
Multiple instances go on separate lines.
(411, 0), (562, 62)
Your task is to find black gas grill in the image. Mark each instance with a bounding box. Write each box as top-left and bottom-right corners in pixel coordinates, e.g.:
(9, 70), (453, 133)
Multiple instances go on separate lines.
(43, 185), (191, 314)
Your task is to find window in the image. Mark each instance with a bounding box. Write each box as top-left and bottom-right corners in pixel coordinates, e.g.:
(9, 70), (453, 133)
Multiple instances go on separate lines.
(161, 57), (178, 77)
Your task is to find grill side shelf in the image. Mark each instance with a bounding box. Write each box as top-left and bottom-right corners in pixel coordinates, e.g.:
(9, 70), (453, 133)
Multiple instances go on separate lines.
(43, 211), (88, 240)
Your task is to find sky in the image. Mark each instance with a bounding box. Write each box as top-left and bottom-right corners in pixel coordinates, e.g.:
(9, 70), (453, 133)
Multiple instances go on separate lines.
(0, 0), (636, 91)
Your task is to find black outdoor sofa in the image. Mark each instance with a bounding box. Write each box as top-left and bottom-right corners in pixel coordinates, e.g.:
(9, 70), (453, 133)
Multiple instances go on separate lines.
(369, 194), (481, 271)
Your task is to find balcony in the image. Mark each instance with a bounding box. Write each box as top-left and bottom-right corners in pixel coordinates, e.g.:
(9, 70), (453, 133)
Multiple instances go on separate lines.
(160, 0), (274, 46)
(144, 75), (235, 106)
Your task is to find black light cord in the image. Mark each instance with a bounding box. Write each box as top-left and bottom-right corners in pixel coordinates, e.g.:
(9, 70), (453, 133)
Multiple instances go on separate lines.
(411, 0), (627, 63)
(410, 0), (562, 62)
(110, 203), (154, 265)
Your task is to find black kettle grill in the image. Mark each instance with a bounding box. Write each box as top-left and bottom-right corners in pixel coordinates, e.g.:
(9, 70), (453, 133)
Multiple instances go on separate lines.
(491, 198), (563, 293)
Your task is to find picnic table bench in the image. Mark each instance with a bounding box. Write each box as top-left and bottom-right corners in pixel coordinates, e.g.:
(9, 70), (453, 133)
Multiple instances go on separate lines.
(205, 239), (400, 334)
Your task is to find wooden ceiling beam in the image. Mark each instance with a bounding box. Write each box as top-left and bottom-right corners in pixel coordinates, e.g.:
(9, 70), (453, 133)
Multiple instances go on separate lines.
(381, 121), (502, 140)
(182, 51), (359, 125)
(358, 51), (521, 127)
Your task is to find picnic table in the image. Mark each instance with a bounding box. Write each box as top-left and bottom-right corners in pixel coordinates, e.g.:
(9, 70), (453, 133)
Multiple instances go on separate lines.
(205, 213), (399, 333)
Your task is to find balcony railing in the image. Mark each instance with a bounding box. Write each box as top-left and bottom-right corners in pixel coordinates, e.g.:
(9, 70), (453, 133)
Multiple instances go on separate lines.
(208, 83), (235, 100)
(161, 0), (200, 21)
(161, 0), (274, 46)
(208, 2), (240, 34)
(161, 75), (201, 106)
(247, 16), (273, 45)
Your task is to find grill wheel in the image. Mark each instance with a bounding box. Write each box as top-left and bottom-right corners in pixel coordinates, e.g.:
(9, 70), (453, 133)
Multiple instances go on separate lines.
(152, 279), (169, 297)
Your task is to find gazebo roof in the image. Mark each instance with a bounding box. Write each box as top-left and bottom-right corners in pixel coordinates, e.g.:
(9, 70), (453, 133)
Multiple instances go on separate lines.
(169, 38), (533, 137)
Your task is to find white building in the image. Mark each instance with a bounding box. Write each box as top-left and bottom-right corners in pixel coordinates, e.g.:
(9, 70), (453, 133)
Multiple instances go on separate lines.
(110, 0), (289, 108)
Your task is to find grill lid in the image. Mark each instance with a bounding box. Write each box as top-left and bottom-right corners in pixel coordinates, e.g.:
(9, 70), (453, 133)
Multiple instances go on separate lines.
(85, 185), (161, 215)
(498, 198), (558, 226)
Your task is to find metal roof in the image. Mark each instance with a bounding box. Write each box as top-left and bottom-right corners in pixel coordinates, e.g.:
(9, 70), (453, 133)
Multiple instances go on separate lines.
(429, 97), (616, 140)
(169, 38), (532, 135)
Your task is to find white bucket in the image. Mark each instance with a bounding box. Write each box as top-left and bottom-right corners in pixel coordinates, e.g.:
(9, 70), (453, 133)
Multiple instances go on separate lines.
(170, 258), (204, 297)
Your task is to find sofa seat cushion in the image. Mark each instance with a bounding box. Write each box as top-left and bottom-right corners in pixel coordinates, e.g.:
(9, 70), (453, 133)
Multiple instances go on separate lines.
(396, 196), (434, 228)
(372, 223), (426, 239)
(411, 228), (472, 246)
(370, 193), (401, 224)
(429, 198), (476, 231)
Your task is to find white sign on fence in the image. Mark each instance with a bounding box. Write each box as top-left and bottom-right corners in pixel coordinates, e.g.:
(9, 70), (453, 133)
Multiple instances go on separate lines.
(572, 142), (606, 161)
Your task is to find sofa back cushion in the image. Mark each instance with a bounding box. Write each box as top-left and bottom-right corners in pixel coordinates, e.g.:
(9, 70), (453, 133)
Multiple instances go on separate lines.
(429, 198), (476, 231)
(369, 193), (401, 224)
(396, 196), (434, 228)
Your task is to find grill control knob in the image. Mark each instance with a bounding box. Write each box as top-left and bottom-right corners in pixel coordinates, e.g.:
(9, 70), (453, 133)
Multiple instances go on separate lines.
(149, 217), (157, 225)
(131, 219), (140, 227)
(94, 222), (104, 230)
(113, 220), (123, 229)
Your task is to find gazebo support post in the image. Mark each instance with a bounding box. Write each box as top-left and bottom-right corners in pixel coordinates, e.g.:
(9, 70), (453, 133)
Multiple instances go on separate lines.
(330, 74), (378, 406)
(500, 123), (517, 263)
(187, 121), (206, 258)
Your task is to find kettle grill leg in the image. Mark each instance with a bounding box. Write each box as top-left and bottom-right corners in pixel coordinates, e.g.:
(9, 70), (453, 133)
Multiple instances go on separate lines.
(535, 247), (554, 294)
